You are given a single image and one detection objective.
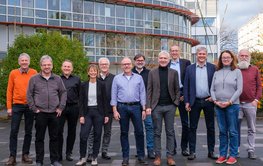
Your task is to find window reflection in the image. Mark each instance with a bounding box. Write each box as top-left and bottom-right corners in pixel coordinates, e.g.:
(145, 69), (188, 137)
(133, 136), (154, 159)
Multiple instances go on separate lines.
(35, 0), (46, 9)
(48, 0), (59, 10)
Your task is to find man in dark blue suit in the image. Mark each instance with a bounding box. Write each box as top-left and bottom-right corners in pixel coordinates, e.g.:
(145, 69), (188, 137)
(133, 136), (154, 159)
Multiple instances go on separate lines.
(169, 45), (191, 156)
(184, 47), (217, 160)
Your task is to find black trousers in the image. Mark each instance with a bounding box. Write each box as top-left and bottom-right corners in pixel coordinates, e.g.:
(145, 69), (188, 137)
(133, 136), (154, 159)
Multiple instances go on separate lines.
(58, 104), (79, 158)
(35, 112), (59, 164)
(79, 107), (104, 158)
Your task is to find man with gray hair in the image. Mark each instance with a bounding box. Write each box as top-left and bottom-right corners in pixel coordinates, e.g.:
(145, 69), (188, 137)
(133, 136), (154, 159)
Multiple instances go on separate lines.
(6, 53), (37, 165)
(27, 55), (67, 166)
(238, 49), (262, 159)
(146, 51), (180, 166)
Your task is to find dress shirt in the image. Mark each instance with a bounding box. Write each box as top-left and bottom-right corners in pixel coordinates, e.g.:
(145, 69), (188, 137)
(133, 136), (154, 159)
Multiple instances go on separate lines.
(195, 63), (210, 98)
(61, 75), (81, 104)
(170, 59), (183, 88)
(111, 72), (146, 106)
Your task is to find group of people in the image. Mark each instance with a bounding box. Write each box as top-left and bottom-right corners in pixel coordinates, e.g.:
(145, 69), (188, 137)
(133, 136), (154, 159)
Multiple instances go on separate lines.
(5, 45), (261, 166)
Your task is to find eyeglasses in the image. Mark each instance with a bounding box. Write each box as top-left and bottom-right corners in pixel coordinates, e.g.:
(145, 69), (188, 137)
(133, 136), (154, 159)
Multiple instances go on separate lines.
(222, 57), (232, 60)
(122, 63), (132, 66)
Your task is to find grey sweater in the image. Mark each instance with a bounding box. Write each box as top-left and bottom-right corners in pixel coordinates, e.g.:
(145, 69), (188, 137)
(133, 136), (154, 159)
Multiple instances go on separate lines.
(210, 67), (243, 104)
(27, 73), (67, 113)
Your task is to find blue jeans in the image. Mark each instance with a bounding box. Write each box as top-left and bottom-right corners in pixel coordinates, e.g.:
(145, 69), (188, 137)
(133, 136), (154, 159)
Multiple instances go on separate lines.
(216, 104), (239, 157)
(117, 103), (145, 159)
(144, 115), (154, 153)
(9, 104), (34, 157)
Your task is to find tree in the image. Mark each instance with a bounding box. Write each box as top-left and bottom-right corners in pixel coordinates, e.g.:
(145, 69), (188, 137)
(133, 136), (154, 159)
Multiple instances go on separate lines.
(0, 32), (88, 106)
(220, 25), (238, 53)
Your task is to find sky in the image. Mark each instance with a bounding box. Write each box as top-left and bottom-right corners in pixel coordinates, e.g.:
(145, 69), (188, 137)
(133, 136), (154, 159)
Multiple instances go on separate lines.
(219, 0), (263, 30)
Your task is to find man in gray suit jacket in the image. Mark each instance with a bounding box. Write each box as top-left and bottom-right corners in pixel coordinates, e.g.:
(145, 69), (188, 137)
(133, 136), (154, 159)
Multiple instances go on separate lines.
(146, 51), (180, 166)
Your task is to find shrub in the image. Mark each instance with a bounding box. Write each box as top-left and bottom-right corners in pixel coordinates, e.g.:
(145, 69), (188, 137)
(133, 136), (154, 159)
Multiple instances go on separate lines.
(0, 32), (88, 106)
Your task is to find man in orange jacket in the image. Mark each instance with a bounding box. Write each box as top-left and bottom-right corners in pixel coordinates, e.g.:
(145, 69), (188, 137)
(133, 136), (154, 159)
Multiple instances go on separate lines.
(6, 53), (37, 165)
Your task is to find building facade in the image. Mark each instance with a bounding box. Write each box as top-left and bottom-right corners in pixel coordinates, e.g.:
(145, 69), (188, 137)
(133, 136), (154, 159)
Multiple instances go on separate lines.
(185, 0), (219, 63)
(0, 0), (199, 70)
(238, 13), (263, 52)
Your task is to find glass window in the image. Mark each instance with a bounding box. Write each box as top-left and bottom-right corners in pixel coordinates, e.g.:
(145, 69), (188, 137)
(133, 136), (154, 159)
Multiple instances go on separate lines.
(73, 32), (83, 43)
(0, 0), (6, 5)
(48, 11), (59, 19)
(106, 33), (116, 48)
(168, 13), (174, 24)
(145, 36), (153, 49)
(8, 7), (20, 15)
(153, 10), (160, 22)
(126, 6), (134, 19)
(35, 0), (46, 9)
(116, 34), (125, 48)
(95, 3), (104, 16)
(161, 12), (168, 23)
(161, 38), (168, 50)
(36, 10), (47, 18)
(125, 36), (135, 49)
(135, 8), (143, 20)
(22, 8), (33, 17)
(61, 0), (71, 11)
(116, 5), (125, 18)
(0, 6), (6, 14)
(85, 32), (94, 46)
(105, 4), (115, 17)
(22, 17), (33, 23)
(144, 9), (152, 21)
(0, 15), (6, 21)
(73, 0), (83, 13)
(135, 36), (144, 49)
(84, 1), (93, 14)
(95, 33), (106, 47)
(73, 14), (83, 21)
(8, 0), (20, 6)
(61, 12), (71, 20)
(153, 37), (161, 50)
(84, 15), (94, 22)
(48, 0), (59, 10)
(22, 0), (33, 8)
(36, 19), (47, 24)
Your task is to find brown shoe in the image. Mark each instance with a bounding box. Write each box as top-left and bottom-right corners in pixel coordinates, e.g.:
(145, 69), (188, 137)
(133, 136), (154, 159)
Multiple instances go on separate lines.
(22, 154), (33, 164)
(153, 156), (161, 166)
(167, 156), (176, 166)
(5, 156), (16, 165)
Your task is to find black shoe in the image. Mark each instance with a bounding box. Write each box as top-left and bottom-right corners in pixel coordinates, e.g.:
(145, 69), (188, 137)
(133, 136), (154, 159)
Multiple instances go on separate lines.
(122, 158), (129, 166)
(86, 154), (92, 162)
(102, 152), (111, 160)
(187, 153), (196, 160)
(181, 149), (190, 156)
(138, 157), (148, 165)
(66, 154), (73, 161)
(208, 152), (218, 160)
(248, 151), (257, 159)
(147, 151), (155, 159)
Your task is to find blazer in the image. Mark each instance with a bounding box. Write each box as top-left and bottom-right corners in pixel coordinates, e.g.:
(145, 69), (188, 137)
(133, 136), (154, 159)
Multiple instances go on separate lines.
(79, 79), (108, 117)
(146, 67), (180, 110)
(169, 58), (191, 86)
(184, 62), (216, 106)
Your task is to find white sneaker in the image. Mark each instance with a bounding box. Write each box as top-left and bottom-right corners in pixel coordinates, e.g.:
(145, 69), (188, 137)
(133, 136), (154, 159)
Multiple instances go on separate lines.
(75, 158), (86, 166)
(91, 158), (98, 166)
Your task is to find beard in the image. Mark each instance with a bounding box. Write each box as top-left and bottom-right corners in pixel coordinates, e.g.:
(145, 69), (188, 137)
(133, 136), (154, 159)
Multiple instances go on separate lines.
(238, 61), (250, 69)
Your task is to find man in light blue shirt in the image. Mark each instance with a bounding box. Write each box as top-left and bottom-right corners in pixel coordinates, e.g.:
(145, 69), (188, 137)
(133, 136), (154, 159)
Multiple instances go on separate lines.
(111, 57), (147, 166)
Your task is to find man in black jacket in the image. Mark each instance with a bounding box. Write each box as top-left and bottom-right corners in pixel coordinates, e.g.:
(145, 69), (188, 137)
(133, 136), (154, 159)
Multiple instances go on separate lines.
(132, 54), (155, 159)
(169, 45), (191, 156)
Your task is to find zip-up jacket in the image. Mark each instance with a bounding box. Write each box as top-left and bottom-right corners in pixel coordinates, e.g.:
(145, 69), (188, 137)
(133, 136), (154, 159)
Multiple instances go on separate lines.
(27, 72), (67, 113)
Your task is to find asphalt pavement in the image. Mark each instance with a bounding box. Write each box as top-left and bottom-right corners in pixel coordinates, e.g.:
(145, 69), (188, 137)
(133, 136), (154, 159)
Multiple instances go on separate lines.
(1, 113), (263, 166)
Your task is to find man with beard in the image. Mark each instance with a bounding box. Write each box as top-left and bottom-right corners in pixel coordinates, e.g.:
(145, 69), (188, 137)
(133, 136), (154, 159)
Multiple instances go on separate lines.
(238, 49), (262, 159)
(132, 54), (155, 159)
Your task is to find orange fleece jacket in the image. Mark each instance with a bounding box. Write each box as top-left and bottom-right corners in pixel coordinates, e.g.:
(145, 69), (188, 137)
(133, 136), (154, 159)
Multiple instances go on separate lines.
(6, 68), (37, 109)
